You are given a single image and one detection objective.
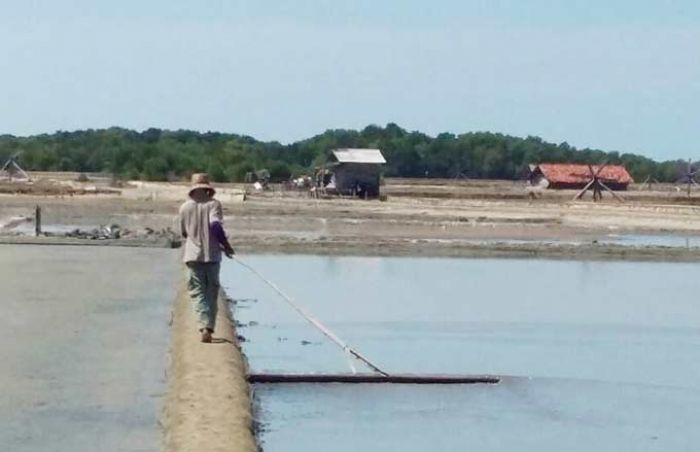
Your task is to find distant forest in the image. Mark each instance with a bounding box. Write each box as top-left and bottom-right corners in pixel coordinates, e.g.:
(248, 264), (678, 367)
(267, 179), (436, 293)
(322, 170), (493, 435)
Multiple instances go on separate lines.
(0, 124), (686, 183)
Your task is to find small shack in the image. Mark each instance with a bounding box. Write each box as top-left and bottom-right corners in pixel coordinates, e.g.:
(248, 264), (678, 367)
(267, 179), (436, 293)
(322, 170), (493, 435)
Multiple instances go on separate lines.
(318, 148), (386, 198)
(528, 163), (633, 190)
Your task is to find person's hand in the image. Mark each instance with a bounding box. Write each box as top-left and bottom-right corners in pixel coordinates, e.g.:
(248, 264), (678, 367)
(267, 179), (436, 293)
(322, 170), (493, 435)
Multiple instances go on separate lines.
(224, 246), (235, 258)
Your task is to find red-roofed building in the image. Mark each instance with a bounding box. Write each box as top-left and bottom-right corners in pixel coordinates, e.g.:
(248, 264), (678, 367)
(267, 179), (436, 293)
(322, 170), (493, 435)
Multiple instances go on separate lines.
(528, 163), (633, 190)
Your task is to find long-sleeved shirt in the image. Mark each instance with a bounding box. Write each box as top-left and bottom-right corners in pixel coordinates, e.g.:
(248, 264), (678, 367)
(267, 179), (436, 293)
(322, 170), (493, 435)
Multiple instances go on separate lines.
(178, 198), (227, 263)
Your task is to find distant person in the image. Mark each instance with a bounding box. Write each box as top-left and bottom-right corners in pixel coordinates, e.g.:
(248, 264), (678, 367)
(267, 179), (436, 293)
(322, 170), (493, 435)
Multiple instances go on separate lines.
(178, 173), (235, 343)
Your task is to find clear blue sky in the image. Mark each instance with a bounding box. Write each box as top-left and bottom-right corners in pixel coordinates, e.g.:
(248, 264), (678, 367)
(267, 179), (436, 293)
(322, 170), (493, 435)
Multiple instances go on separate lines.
(1, 1), (698, 160)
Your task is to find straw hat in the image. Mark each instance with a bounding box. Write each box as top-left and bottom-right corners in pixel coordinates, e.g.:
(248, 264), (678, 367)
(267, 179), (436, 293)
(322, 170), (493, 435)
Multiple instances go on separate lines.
(189, 173), (216, 196)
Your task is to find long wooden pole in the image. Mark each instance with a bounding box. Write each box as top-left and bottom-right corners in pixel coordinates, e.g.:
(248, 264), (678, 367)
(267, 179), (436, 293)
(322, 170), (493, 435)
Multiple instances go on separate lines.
(598, 181), (625, 203)
(233, 256), (389, 376)
(573, 179), (595, 201)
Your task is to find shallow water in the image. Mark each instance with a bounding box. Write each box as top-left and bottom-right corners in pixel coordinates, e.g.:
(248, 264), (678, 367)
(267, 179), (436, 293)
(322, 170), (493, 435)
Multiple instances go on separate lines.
(601, 233), (700, 248)
(0, 245), (179, 452)
(222, 256), (700, 451)
(429, 233), (700, 248)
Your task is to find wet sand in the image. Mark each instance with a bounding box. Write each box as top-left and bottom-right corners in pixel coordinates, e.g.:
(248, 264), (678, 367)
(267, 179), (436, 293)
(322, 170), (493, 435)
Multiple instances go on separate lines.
(0, 245), (179, 452)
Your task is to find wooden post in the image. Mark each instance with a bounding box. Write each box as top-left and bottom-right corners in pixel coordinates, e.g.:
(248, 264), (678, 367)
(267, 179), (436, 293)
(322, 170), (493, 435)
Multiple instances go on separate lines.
(35, 205), (41, 236)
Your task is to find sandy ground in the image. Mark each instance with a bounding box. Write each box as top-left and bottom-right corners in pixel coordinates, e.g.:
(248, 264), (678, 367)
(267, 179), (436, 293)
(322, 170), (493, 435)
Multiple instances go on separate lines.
(163, 287), (256, 452)
(0, 245), (179, 452)
(3, 178), (700, 259)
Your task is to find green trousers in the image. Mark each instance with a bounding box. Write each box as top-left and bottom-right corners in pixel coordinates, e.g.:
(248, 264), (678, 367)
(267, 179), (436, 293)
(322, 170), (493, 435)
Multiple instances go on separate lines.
(185, 261), (221, 331)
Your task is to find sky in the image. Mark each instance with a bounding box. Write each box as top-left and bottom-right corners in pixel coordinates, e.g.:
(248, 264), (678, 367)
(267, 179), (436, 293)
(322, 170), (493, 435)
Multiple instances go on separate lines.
(1, 1), (699, 160)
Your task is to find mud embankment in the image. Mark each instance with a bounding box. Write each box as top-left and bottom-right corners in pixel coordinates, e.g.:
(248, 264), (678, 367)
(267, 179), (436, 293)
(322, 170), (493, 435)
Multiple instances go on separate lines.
(0, 235), (179, 248)
(163, 287), (257, 452)
(6, 234), (700, 261)
(234, 237), (700, 262)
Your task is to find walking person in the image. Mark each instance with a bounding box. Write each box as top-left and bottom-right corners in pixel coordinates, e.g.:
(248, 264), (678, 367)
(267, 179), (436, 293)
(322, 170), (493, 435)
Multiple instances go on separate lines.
(178, 173), (235, 343)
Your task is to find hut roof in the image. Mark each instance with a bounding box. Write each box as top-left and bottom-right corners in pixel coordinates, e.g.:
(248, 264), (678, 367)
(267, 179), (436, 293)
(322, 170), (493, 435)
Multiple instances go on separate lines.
(536, 163), (633, 184)
(332, 148), (386, 164)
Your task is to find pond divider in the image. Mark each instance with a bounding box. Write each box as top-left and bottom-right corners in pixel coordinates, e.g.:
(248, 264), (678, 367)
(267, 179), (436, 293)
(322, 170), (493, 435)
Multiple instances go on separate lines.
(163, 285), (257, 452)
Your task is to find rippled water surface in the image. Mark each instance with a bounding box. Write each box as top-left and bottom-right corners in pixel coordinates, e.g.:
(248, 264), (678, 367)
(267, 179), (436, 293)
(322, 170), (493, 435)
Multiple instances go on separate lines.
(222, 255), (700, 452)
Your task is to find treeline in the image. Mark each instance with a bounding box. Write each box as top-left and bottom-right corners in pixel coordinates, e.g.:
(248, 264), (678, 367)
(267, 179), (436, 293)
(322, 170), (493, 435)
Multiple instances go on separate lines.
(0, 124), (686, 183)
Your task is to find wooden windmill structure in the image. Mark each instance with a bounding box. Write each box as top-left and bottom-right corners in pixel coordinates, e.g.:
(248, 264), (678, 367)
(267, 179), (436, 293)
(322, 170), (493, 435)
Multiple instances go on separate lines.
(0, 152), (30, 182)
(676, 159), (699, 197)
(572, 162), (625, 203)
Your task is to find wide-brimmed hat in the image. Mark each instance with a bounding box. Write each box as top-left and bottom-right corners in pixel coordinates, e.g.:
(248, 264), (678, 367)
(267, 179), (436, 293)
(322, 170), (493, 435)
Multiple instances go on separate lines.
(189, 173), (216, 196)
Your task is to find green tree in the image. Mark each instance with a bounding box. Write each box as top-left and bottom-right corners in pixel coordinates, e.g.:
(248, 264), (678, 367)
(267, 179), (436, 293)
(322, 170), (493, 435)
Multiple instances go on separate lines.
(0, 124), (682, 184)
(142, 157), (169, 181)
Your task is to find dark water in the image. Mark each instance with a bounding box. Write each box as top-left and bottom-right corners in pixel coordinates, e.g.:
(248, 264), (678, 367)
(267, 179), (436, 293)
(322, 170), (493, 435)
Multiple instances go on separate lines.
(221, 256), (700, 451)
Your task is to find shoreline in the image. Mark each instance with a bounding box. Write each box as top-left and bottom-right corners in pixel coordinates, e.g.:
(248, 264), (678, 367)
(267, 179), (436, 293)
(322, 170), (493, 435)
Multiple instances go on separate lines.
(232, 239), (700, 262)
(0, 235), (179, 248)
(4, 234), (700, 261)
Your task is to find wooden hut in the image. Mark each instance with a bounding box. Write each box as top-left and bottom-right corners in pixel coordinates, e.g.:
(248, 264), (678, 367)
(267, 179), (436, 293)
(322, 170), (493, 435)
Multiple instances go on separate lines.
(528, 163), (633, 190)
(320, 148), (386, 198)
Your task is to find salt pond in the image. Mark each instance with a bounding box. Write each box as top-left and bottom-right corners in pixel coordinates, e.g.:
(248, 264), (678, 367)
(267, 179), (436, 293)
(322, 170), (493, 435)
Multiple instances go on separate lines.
(0, 245), (178, 452)
(222, 255), (700, 451)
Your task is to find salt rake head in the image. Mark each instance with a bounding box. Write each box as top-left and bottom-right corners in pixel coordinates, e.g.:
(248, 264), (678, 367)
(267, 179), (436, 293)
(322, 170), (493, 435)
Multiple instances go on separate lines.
(248, 373), (501, 385)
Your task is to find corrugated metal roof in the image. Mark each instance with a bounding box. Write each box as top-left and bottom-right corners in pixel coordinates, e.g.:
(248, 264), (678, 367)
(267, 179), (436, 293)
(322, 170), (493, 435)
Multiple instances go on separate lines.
(537, 163), (633, 184)
(332, 148), (386, 164)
